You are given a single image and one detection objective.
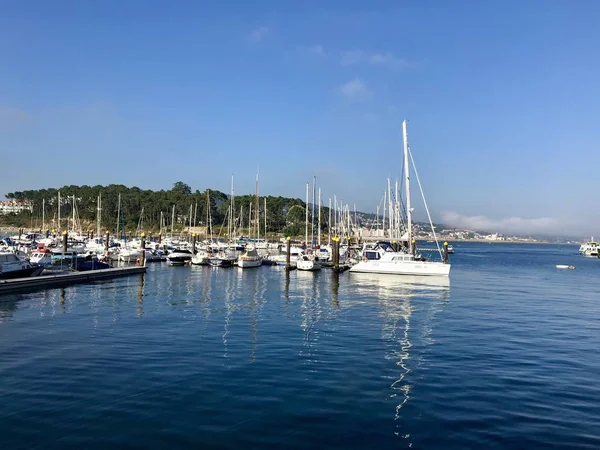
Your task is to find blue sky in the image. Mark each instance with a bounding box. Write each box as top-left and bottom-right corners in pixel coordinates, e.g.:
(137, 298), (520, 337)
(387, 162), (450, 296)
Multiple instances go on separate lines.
(1, 0), (599, 236)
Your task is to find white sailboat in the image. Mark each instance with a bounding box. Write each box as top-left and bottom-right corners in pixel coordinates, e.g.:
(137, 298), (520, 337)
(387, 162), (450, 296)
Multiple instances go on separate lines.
(350, 120), (451, 277)
(238, 173), (263, 268)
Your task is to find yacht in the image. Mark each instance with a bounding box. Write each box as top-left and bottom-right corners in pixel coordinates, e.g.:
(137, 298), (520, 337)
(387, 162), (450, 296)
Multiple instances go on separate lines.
(167, 249), (193, 266)
(296, 254), (322, 271)
(0, 252), (43, 279)
(191, 249), (210, 265)
(238, 247), (262, 268)
(208, 252), (237, 267)
(350, 241), (450, 276)
(349, 120), (451, 277)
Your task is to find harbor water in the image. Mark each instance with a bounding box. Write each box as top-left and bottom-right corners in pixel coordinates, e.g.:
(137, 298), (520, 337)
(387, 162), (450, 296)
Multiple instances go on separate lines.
(1, 243), (600, 448)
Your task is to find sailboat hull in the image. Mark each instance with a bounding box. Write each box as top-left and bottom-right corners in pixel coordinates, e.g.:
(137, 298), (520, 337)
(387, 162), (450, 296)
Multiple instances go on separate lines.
(238, 258), (262, 268)
(349, 260), (450, 276)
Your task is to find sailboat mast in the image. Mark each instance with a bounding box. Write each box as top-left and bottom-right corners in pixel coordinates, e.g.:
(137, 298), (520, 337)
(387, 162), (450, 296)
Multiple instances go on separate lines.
(96, 193), (101, 238)
(402, 119), (412, 244)
(72, 194), (76, 234)
(116, 193), (121, 238)
(264, 198), (267, 241)
(231, 175), (235, 239)
(42, 199), (45, 232)
(305, 182), (309, 247)
(205, 191), (210, 239)
(318, 188), (321, 247)
(311, 176), (316, 247)
(171, 204), (175, 237)
(328, 198), (332, 244)
(57, 191), (61, 232)
(333, 194), (337, 237)
(255, 173), (260, 243)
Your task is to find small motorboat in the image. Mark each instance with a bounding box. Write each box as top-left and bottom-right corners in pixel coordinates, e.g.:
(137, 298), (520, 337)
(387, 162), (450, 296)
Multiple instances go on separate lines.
(556, 265), (575, 270)
(167, 249), (193, 266)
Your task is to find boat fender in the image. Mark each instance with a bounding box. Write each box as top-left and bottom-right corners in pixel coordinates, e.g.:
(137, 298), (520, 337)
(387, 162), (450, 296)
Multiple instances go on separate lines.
(135, 257), (140, 264)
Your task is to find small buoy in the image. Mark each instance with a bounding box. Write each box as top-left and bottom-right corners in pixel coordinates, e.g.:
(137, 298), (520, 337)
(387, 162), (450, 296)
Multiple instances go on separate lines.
(556, 264), (575, 270)
(135, 257), (141, 264)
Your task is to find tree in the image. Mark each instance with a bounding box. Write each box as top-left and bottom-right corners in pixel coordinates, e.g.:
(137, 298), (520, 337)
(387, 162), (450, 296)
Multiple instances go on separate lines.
(172, 181), (192, 196)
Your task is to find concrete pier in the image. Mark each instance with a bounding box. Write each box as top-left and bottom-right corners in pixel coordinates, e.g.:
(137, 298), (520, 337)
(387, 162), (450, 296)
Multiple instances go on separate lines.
(0, 266), (147, 296)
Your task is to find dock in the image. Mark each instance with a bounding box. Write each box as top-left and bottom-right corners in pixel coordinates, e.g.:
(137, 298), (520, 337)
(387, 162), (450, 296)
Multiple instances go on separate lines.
(0, 266), (147, 296)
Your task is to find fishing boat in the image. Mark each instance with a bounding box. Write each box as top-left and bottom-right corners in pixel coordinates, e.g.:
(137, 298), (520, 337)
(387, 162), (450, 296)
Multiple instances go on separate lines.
(350, 120), (451, 277)
(0, 252), (44, 279)
(556, 264), (575, 270)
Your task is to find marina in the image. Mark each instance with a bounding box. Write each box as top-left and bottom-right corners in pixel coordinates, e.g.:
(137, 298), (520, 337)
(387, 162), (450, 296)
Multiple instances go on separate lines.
(1, 2), (598, 447)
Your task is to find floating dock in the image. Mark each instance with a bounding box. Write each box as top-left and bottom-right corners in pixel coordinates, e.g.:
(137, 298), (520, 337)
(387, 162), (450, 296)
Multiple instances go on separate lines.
(0, 266), (147, 296)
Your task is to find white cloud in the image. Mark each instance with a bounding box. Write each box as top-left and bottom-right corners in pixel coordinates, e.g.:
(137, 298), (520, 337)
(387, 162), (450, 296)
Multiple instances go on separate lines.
(341, 50), (411, 70)
(338, 78), (372, 101)
(249, 26), (269, 42)
(297, 44), (326, 57)
(440, 211), (562, 236)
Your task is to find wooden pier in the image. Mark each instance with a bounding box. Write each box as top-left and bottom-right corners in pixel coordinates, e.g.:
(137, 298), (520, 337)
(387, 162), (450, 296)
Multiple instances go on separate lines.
(0, 266), (147, 296)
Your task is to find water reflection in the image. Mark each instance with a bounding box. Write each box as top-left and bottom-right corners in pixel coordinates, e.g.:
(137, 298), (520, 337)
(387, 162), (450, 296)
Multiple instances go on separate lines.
(137, 273), (145, 317)
(348, 273), (450, 442)
(331, 271), (340, 309)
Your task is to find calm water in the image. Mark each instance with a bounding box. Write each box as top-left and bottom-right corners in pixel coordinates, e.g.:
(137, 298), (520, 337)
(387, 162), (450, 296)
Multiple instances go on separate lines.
(1, 243), (600, 449)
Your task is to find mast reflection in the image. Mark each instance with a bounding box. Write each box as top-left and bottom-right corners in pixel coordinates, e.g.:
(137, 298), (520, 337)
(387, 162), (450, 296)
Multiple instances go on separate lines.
(348, 273), (449, 441)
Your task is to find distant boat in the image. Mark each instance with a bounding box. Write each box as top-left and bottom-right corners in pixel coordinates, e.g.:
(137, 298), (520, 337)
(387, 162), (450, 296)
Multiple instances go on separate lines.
(579, 238), (599, 257)
(556, 264), (575, 270)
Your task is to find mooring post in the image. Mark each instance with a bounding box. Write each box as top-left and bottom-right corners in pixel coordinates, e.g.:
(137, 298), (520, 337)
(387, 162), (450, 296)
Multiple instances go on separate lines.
(443, 241), (449, 264)
(192, 233), (197, 255)
(158, 233), (162, 245)
(105, 230), (110, 255)
(285, 236), (291, 270)
(46, 229), (50, 239)
(62, 230), (68, 253)
(411, 239), (416, 256)
(333, 237), (340, 271)
(140, 232), (146, 266)
(18, 228), (22, 242)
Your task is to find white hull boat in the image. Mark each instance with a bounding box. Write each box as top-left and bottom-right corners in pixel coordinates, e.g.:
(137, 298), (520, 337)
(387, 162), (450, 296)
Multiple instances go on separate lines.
(297, 255), (321, 271)
(350, 256), (450, 276)
(238, 247), (262, 268)
(349, 120), (450, 278)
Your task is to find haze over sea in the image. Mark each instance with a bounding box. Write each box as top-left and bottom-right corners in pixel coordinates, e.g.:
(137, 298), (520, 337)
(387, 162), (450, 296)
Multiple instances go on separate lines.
(1, 242), (599, 448)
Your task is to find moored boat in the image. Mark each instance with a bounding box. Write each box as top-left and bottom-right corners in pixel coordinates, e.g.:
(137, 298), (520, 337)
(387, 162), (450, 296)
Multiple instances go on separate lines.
(349, 120), (451, 277)
(296, 254), (321, 271)
(238, 248), (262, 268)
(167, 249), (193, 266)
(0, 252), (44, 279)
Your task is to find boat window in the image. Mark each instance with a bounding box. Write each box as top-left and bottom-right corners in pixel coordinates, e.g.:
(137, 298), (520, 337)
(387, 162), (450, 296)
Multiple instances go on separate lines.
(365, 251), (380, 260)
